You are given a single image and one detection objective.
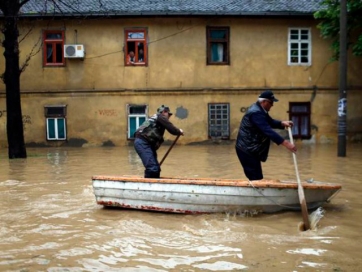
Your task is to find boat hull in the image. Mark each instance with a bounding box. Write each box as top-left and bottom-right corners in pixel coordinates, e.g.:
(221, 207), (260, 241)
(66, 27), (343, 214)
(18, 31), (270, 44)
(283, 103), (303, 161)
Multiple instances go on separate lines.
(92, 175), (342, 214)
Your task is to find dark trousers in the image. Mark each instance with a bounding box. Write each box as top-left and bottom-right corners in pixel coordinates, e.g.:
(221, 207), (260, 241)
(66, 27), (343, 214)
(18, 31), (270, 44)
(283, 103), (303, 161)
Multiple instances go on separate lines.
(235, 147), (263, 181)
(134, 138), (160, 178)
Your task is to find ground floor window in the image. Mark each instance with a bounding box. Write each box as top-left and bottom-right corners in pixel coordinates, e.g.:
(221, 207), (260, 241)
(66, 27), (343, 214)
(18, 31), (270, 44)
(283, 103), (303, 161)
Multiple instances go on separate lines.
(208, 103), (230, 140)
(44, 105), (67, 141)
(47, 118), (66, 140)
(289, 102), (311, 139)
(128, 104), (147, 139)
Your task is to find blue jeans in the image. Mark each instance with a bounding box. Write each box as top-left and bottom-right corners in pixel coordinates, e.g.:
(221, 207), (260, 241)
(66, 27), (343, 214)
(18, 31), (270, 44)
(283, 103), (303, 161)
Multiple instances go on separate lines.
(134, 138), (160, 178)
(235, 146), (263, 181)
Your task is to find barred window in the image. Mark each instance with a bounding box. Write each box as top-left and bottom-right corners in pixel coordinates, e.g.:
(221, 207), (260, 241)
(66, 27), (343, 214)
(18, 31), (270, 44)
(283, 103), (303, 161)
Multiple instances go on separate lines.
(208, 103), (230, 140)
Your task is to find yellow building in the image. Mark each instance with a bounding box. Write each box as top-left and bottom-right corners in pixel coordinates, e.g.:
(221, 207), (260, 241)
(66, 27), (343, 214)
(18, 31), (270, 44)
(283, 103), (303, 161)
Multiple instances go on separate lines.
(0, 1), (361, 147)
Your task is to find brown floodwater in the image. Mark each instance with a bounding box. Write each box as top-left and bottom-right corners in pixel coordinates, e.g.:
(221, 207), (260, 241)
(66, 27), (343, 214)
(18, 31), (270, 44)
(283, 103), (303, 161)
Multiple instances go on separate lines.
(0, 143), (361, 271)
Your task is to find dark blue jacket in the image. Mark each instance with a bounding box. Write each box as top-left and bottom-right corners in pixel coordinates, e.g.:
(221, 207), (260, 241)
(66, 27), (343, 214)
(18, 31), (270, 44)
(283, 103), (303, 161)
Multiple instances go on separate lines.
(235, 102), (285, 162)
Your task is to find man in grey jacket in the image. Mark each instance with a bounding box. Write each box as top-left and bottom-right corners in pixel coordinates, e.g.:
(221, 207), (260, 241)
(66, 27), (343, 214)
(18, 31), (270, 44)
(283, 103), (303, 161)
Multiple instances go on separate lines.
(134, 105), (184, 178)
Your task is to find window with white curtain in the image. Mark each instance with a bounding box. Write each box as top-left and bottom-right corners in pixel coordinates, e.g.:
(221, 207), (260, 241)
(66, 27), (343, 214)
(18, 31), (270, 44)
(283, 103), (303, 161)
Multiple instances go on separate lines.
(289, 102), (311, 139)
(207, 27), (229, 65)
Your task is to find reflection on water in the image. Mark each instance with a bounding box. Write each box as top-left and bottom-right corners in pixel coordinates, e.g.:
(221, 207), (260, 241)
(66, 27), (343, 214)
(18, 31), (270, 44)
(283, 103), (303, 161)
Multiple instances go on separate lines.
(0, 143), (362, 271)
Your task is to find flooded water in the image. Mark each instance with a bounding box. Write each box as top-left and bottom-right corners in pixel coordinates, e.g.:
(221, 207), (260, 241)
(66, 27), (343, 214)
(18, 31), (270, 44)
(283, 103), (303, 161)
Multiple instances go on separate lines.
(0, 143), (361, 271)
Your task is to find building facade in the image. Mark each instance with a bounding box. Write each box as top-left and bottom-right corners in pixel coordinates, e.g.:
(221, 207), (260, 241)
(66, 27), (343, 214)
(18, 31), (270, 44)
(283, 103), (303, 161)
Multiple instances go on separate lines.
(0, 1), (361, 147)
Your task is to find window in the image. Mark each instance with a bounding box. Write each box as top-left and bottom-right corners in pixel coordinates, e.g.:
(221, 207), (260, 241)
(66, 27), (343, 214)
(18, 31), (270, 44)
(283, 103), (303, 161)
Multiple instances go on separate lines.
(44, 105), (67, 140)
(128, 104), (147, 139)
(207, 27), (230, 65)
(43, 30), (65, 66)
(125, 29), (147, 66)
(208, 103), (230, 139)
(288, 28), (311, 65)
(289, 102), (311, 139)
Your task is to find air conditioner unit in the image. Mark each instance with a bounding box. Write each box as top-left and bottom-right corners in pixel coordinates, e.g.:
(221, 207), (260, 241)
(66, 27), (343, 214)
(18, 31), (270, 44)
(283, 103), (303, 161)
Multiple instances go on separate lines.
(64, 44), (85, 58)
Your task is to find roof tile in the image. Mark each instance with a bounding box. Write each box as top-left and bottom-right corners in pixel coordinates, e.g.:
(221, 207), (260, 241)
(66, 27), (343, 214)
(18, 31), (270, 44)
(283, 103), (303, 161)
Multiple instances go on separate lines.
(19, 0), (324, 16)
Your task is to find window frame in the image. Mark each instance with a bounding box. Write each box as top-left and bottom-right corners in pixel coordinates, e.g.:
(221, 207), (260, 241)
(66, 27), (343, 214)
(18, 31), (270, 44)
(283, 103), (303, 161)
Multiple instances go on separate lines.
(46, 118), (67, 140)
(288, 102), (311, 139)
(288, 28), (311, 66)
(124, 28), (148, 66)
(127, 104), (148, 139)
(208, 103), (230, 140)
(43, 30), (65, 67)
(206, 26), (230, 65)
(44, 105), (67, 141)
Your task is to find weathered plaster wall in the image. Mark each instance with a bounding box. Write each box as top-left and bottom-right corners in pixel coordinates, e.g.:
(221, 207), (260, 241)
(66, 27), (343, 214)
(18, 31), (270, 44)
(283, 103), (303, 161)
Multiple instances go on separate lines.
(0, 17), (359, 91)
(0, 89), (360, 148)
(0, 16), (361, 147)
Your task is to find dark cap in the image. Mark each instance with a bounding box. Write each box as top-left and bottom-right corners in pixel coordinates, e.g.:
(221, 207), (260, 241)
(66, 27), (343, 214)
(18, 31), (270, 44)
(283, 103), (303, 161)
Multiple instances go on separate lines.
(259, 90), (279, 102)
(157, 105), (173, 115)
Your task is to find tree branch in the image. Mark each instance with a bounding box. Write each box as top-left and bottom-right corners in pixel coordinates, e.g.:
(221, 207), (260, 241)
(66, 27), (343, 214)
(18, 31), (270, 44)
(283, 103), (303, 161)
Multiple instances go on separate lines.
(19, 0), (32, 8)
(19, 35), (42, 74)
(18, 22), (35, 44)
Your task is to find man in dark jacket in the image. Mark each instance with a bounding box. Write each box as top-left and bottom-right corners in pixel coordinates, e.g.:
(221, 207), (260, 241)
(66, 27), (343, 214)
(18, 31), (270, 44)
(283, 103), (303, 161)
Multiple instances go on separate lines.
(134, 105), (184, 178)
(235, 90), (297, 180)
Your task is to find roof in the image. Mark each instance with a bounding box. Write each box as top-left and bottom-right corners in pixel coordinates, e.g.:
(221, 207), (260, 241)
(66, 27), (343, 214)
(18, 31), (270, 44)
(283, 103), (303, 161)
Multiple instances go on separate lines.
(18, 0), (324, 17)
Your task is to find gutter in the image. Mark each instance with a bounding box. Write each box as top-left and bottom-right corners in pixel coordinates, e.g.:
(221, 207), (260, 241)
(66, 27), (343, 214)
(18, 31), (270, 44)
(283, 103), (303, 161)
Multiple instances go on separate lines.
(11, 11), (315, 19)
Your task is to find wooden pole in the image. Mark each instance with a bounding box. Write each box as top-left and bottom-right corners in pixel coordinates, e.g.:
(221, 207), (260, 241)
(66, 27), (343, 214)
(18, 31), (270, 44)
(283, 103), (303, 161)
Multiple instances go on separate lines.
(338, 0), (347, 157)
(160, 135), (180, 166)
(288, 127), (310, 230)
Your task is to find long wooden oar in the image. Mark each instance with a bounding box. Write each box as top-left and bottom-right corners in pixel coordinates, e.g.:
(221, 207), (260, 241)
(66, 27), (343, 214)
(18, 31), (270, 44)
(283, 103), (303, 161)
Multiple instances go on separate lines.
(160, 135), (180, 166)
(288, 127), (310, 231)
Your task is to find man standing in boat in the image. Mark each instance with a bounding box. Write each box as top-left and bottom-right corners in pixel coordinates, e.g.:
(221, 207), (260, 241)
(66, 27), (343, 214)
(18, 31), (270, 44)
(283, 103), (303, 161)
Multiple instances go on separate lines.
(134, 105), (184, 178)
(235, 90), (297, 181)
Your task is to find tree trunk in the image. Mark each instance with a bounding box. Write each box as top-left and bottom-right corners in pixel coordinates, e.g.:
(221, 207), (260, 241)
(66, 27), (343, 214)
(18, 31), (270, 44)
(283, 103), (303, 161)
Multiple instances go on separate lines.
(1, 1), (27, 158)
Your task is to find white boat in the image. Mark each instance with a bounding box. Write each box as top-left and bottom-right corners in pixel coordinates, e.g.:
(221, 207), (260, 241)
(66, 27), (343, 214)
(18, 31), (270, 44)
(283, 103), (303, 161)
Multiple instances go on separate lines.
(92, 175), (342, 214)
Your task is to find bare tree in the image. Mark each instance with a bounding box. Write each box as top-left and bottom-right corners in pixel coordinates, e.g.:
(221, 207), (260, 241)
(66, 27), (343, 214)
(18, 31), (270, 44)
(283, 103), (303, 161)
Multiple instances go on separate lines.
(0, 0), (107, 158)
(0, 0), (31, 158)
